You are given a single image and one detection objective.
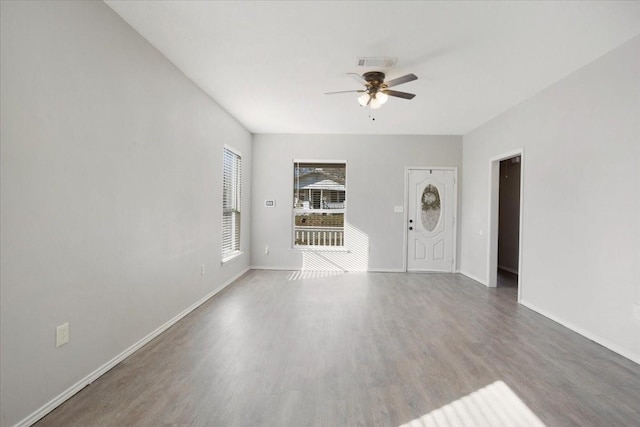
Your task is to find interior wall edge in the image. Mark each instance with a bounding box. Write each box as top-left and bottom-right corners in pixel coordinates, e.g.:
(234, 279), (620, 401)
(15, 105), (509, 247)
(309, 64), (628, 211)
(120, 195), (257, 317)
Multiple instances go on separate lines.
(458, 270), (489, 287)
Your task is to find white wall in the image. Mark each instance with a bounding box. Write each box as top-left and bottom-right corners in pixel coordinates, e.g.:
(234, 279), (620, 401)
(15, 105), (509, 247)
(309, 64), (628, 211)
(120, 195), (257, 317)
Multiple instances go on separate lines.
(460, 36), (640, 362)
(251, 134), (462, 272)
(0, 2), (251, 426)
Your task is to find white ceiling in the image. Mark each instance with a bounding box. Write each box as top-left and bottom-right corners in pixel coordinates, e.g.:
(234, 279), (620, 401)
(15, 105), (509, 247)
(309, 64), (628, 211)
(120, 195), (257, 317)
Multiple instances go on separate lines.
(105, 1), (640, 135)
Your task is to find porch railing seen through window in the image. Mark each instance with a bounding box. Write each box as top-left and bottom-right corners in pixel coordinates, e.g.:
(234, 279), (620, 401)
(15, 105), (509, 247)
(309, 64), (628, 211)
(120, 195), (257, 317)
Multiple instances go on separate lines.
(293, 161), (346, 248)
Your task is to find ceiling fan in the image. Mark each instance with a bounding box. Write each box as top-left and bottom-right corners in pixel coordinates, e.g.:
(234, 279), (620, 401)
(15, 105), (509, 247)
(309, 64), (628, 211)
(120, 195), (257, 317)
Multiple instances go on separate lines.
(325, 71), (418, 109)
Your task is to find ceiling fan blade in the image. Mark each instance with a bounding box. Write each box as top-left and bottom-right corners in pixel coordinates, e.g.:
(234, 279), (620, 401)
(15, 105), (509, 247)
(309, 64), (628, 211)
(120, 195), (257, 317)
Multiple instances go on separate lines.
(347, 73), (368, 85)
(383, 89), (416, 100)
(384, 73), (418, 88)
(325, 90), (366, 95)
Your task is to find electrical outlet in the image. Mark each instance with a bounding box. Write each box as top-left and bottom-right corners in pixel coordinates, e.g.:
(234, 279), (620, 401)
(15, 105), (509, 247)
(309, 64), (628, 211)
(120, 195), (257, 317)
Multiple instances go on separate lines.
(265, 245), (269, 255)
(56, 323), (69, 348)
(633, 304), (640, 321)
(201, 264), (206, 276)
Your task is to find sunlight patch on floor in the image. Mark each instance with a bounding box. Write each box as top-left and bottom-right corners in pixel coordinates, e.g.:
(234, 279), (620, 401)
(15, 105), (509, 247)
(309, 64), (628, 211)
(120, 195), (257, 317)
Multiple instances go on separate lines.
(287, 270), (345, 281)
(398, 381), (545, 427)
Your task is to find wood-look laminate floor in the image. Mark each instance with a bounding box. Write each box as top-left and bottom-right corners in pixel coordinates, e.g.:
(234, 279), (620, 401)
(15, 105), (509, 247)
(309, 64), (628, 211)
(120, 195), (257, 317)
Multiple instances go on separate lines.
(36, 271), (640, 427)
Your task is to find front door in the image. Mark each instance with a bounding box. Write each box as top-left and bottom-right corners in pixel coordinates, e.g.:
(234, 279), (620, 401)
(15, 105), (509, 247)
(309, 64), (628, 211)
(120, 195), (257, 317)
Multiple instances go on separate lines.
(407, 168), (456, 272)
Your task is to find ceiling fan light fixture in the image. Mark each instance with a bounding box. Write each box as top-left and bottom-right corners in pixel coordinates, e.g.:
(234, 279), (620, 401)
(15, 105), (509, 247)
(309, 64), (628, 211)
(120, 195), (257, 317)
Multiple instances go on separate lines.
(357, 93), (371, 106)
(326, 71), (417, 110)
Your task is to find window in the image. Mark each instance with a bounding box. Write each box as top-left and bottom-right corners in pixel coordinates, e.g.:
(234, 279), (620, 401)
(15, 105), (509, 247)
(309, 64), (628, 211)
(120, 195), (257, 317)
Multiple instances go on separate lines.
(293, 161), (346, 247)
(222, 147), (241, 259)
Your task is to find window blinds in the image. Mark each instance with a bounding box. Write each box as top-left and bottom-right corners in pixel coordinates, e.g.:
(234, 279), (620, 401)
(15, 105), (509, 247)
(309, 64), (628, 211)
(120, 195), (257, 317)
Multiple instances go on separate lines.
(222, 148), (241, 257)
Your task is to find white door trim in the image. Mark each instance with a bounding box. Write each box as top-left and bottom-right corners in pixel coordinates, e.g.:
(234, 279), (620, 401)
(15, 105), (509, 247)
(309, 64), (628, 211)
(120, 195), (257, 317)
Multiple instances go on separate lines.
(403, 166), (458, 272)
(487, 149), (524, 303)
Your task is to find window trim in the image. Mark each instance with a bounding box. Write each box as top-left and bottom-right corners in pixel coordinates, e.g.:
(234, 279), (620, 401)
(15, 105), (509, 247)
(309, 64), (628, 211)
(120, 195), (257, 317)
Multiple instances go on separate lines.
(291, 159), (347, 250)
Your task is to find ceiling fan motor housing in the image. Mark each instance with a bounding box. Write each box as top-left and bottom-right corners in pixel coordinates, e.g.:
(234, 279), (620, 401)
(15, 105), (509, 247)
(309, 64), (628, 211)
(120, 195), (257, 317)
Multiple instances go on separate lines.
(363, 71), (386, 88)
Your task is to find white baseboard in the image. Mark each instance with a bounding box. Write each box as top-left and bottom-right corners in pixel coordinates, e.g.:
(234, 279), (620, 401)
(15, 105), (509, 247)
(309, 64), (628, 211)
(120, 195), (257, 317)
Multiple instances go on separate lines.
(498, 265), (519, 275)
(14, 267), (250, 427)
(250, 265), (406, 273)
(520, 299), (640, 366)
(458, 270), (488, 286)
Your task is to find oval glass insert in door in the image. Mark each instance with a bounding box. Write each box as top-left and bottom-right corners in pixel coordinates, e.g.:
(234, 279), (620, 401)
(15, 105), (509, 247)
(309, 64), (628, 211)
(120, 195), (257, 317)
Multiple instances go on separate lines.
(421, 184), (441, 232)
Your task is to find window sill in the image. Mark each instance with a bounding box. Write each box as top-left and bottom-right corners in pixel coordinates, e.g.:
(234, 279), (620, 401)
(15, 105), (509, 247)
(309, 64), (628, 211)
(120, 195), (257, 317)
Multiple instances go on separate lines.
(221, 251), (244, 265)
(290, 247), (351, 253)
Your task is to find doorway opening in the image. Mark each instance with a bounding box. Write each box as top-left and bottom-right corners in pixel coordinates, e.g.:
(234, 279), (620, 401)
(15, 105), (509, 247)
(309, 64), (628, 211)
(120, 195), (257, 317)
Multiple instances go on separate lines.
(497, 156), (521, 288)
(487, 149), (523, 301)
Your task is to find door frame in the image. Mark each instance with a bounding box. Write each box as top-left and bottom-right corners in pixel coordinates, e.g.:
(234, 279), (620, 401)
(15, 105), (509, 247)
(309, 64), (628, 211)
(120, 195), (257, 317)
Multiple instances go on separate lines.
(403, 166), (458, 272)
(487, 148), (524, 302)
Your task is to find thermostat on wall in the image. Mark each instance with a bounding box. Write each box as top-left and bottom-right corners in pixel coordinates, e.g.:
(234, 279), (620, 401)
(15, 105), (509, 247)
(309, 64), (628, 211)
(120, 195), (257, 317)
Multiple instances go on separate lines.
(265, 200), (276, 207)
